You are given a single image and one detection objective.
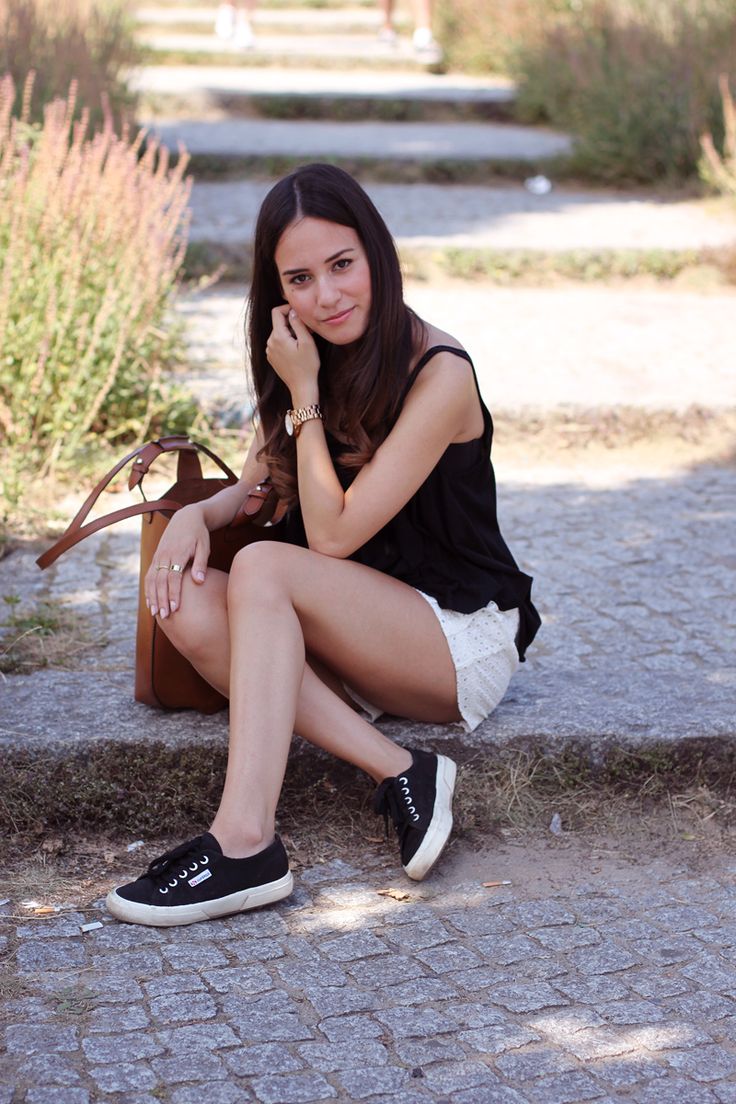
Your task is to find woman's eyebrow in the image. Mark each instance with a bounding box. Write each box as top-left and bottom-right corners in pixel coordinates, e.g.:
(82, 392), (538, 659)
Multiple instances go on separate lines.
(281, 247), (355, 276)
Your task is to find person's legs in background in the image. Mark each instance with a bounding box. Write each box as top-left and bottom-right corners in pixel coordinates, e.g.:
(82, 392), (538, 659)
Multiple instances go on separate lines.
(378, 0), (441, 58)
(215, 0), (256, 48)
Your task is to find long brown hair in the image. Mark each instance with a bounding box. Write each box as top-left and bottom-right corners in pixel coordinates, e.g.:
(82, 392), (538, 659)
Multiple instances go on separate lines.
(247, 163), (422, 507)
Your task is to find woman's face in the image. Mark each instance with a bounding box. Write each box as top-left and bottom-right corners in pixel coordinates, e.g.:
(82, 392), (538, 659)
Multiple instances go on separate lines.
(274, 217), (372, 346)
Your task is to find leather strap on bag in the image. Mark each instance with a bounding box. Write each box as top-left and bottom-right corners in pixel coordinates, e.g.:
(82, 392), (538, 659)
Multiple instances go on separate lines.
(36, 436), (269, 571)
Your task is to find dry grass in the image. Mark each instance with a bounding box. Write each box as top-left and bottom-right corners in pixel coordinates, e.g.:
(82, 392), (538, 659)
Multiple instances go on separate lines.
(0, 596), (105, 675)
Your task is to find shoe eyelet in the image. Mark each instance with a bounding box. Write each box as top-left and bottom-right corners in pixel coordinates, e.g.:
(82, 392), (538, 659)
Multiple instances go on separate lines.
(200, 856), (209, 865)
(189, 862), (198, 872)
(168, 878), (178, 888)
(399, 776), (408, 784)
(159, 887), (169, 894)
(409, 806), (416, 814)
(401, 785), (410, 795)
(412, 814), (420, 822)
(179, 870), (187, 879)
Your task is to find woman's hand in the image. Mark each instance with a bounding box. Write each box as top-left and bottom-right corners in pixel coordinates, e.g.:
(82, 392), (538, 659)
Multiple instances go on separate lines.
(265, 306), (320, 404)
(145, 503), (211, 619)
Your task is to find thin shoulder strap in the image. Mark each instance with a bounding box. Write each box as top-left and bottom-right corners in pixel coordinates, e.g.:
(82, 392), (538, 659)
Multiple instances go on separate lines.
(401, 344), (473, 400)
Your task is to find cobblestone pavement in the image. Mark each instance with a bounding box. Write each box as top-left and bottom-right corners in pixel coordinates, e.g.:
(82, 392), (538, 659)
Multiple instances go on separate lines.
(4, 838), (736, 1102)
(186, 180), (736, 254)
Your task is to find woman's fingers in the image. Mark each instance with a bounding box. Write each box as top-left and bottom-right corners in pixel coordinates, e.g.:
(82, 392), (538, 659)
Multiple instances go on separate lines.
(191, 536), (210, 585)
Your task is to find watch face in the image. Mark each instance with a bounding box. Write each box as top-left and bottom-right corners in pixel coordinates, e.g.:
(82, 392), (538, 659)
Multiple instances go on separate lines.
(285, 411), (294, 436)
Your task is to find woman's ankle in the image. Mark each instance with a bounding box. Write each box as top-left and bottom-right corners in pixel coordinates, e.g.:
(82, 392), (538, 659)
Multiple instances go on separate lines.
(209, 820), (274, 859)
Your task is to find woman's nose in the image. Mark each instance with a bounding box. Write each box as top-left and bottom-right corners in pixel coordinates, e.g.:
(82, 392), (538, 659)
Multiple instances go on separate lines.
(316, 276), (340, 307)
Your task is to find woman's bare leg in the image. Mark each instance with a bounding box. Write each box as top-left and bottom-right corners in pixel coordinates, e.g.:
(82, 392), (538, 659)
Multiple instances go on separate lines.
(159, 542), (460, 857)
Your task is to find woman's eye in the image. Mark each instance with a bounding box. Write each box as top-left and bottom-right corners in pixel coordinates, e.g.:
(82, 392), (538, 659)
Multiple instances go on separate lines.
(289, 274), (309, 286)
(334, 258), (352, 271)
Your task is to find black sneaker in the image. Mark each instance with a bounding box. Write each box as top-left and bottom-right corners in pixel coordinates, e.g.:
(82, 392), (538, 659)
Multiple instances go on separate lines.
(372, 747), (456, 881)
(106, 833), (293, 927)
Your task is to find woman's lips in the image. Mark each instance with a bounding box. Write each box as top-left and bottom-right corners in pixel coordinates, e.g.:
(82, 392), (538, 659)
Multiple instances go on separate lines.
(322, 306), (354, 325)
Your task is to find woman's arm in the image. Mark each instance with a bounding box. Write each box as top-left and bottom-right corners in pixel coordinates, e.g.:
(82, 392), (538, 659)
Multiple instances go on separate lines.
(267, 308), (476, 559)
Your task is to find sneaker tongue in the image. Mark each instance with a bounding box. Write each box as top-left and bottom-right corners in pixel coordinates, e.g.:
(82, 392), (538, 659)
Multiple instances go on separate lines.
(200, 832), (223, 855)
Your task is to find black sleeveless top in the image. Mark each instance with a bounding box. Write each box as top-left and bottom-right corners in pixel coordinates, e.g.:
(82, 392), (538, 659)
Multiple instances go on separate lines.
(281, 345), (541, 661)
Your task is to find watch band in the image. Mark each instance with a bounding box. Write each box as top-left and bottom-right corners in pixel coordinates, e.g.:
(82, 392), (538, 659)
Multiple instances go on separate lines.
(285, 404), (324, 438)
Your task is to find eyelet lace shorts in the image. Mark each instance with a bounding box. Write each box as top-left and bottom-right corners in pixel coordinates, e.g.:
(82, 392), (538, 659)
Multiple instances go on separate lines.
(345, 589), (521, 733)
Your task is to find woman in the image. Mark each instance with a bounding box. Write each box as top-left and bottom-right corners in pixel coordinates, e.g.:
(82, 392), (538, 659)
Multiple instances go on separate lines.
(107, 164), (541, 927)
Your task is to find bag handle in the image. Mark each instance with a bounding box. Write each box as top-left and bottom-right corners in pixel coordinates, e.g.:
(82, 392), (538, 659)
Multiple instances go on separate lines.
(36, 436), (264, 571)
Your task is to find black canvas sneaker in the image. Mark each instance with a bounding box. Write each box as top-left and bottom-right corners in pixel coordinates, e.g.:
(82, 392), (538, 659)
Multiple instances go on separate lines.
(106, 833), (293, 927)
(372, 747), (456, 881)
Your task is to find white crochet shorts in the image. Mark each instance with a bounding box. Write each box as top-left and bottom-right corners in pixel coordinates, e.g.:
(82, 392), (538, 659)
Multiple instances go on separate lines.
(346, 589), (521, 733)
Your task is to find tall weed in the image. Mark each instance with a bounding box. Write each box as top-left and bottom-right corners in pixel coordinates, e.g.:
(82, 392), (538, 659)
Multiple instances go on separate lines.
(513, 0), (736, 183)
(700, 74), (736, 197)
(0, 0), (137, 128)
(0, 75), (193, 504)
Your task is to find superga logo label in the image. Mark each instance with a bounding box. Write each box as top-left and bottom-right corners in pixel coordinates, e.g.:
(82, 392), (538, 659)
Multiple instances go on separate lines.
(189, 869), (212, 888)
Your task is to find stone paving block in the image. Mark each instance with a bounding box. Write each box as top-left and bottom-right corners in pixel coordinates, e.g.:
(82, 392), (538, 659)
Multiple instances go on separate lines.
(4, 1024), (79, 1056)
(374, 1005), (456, 1038)
(528, 1007), (605, 1036)
(1, 996), (56, 1023)
(523, 1070), (608, 1103)
(568, 945), (641, 975)
(603, 919), (665, 941)
(336, 1066), (409, 1098)
(88, 950), (164, 976)
(420, 1059), (495, 1094)
(714, 1087), (736, 1104)
(276, 960), (349, 988)
(86, 1004), (151, 1032)
(589, 1056), (668, 1088)
(202, 965), (274, 996)
(348, 954), (426, 987)
(443, 1003), (508, 1030)
(682, 958), (736, 996)
(529, 925), (602, 951)
(144, 974), (207, 998)
(81, 1033), (164, 1063)
(297, 1040), (390, 1073)
(488, 981), (569, 1013)
(471, 933), (544, 965)
(172, 1084), (251, 1104)
(627, 1023), (715, 1051)
(598, 999), (668, 1025)
(14, 1053), (82, 1085)
(572, 899), (628, 924)
(225, 1002), (314, 1044)
(494, 1045), (580, 1081)
(512, 900), (576, 928)
(0, 1087), (11, 1104)
(663, 1044), (736, 1081)
(16, 940), (88, 971)
(15, 914), (87, 938)
(394, 1038), (465, 1068)
(626, 972), (691, 1000)
(26, 1090), (90, 1104)
(226, 937), (286, 963)
(458, 1023), (539, 1056)
(317, 1014), (383, 1041)
(444, 907), (514, 937)
(149, 991), (218, 1024)
(250, 1072), (337, 1103)
(415, 942), (482, 974)
(300, 860), (362, 886)
(560, 1028), (638, 1061)
(646, 905), (720, 932)
(151, 1052), (228, 1084)
(631, 936), (700, 967)
(225, 910), (289, 936)
(89, 1061), (159, 1094)
(223, 1044), (304, 1077)
(162, 943), (230, 970)
(83, 925), (166, 950)
(632, 1076), (719, 1103)
(302, 986), (382, 1018)
(319, 930), (391, 962)
(381, 918), (454, 952)
(390, 976), (461, 1005)
(449, 1085), (528, 1104)
(695, 926), (736, 949)
(156, 1023), (241, 1051)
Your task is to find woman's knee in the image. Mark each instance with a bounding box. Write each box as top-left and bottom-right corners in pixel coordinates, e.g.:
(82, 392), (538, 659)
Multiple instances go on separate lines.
(157, 573), (223, 658)
(228, 540), (300, 602)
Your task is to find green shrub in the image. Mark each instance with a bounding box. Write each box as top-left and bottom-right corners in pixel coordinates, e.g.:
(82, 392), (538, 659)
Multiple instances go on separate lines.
(0, 75), (194, 504)
(0, 0), (137, 128)
(512, 0), (736, 183)
(700, 73), (736, 196)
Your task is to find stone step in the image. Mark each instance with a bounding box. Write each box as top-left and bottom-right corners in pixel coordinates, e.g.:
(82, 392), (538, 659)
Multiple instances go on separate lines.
(132, 64), (516, 122)
(137, 29), (441, 70)
(135, 5), (397, 33)
(146, 117), (571, 165)
(186, 179), (736, 254)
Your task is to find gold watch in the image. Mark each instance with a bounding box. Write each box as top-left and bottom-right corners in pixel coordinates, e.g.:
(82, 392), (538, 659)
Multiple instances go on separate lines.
(285, 404), (324, 438)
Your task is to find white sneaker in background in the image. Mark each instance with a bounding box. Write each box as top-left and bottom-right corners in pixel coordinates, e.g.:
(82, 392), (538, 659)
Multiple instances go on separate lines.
(412, 25), (443, 62)
(377, 25), (398, 45)
(233, 12), (255, 49)
(214, 3), (236, 40)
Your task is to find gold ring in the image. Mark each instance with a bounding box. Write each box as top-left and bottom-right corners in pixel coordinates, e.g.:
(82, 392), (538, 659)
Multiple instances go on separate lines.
(155, 564), (170, 572)
(169, 564), (184, 573)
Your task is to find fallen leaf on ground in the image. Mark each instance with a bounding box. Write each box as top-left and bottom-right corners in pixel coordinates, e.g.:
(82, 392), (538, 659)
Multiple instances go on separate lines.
(377, 887), (413, 902)
(33, 906), (56, 915)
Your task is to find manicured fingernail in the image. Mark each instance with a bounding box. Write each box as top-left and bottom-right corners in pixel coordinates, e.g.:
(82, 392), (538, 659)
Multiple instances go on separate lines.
(194, 570), (205, 581)
(170, 600), (177, 612)
(150, 607), (157, 617)
(160, 608), (168, 619)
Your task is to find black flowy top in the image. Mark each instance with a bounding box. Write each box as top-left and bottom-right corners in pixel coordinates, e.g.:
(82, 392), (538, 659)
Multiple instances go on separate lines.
(280, 345), (541, 662)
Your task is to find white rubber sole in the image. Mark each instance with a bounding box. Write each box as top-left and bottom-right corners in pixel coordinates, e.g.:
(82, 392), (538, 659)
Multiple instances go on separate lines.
(403, 755), (457, 882)
(105, 870), (294, 927)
